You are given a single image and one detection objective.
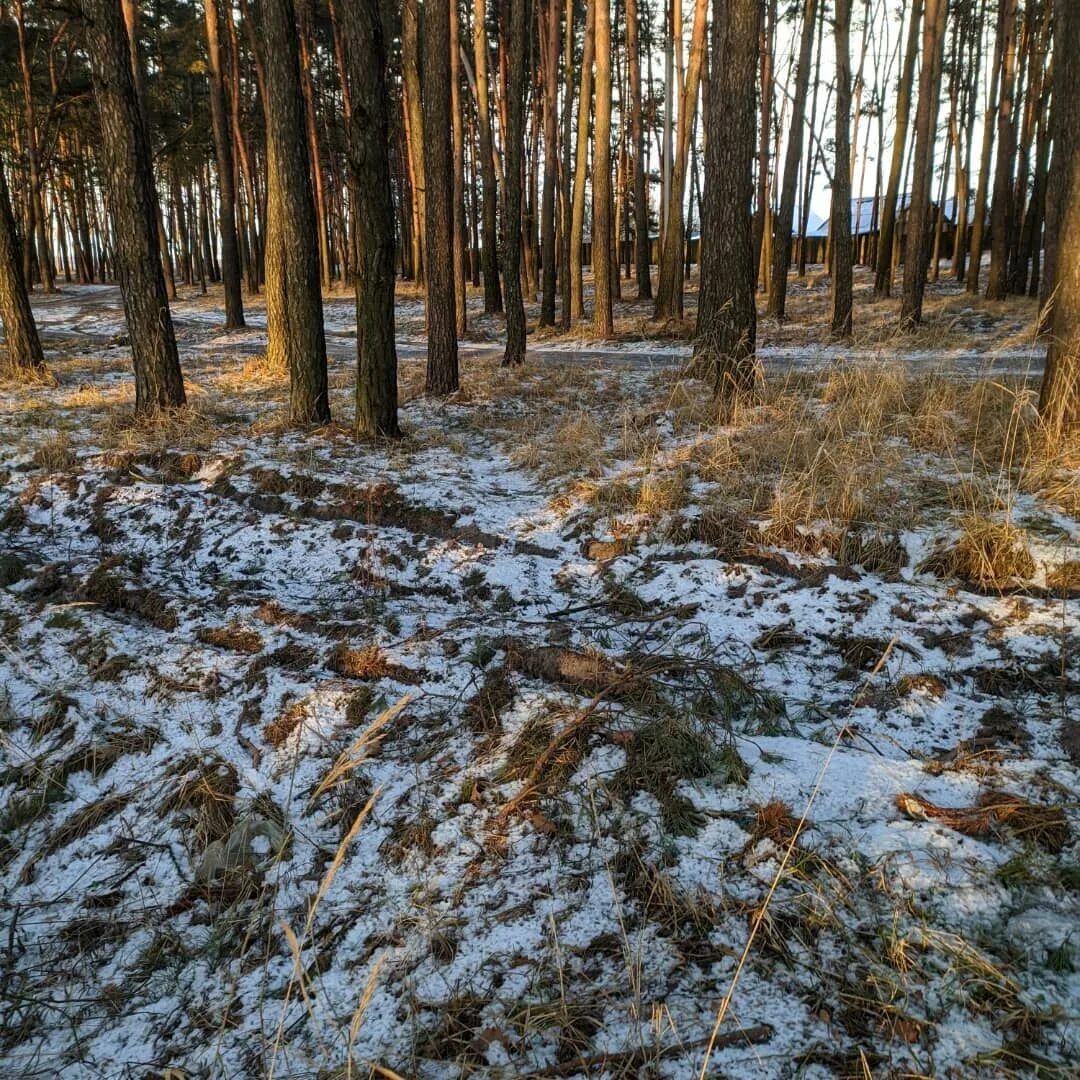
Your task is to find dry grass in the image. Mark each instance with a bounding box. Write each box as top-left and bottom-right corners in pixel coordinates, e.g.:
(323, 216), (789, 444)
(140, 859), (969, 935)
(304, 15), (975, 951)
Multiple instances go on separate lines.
(197, 623), (265, 655)
(31, 433), (77, 471)
(326, 644), (420, 684)
(896, 791), (1070, 852)
(918, 517), (1036, 592)
(98, 404), (226, 453)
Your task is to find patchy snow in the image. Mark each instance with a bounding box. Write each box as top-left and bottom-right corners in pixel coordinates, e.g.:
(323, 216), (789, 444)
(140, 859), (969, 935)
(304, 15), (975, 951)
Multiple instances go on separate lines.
(0, 288), (1076, 1079)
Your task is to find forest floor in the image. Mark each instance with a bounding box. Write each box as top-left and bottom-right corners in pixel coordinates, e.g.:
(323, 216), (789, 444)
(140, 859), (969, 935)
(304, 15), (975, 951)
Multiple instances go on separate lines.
(0, 271), (1077, 1079)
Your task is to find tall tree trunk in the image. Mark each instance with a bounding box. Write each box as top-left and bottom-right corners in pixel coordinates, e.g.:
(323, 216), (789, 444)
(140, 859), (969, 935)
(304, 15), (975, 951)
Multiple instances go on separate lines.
(0, 163), (45, 374)
(451, 0), (469, 337)
(424, 0), (460, 392)
(654, 0), (709, 319)
(900, 0), (947, 327)
(592, 0), (613, 336)
(967, 0), (1002, 294)
(570, 0), (595, 322)
(986, 0), (1019, 301)
(874, 0), (922, 297)
(503, 0), (531, 365)
(341, 0), (400, 438)
(14, 0), (54, 293)
(120, 0), (178, 303)
(258, 0), (330, 423)
(558, 0), (575, 327)
(539, 0), (563, 326)
(831, 0), (854, 337)
(296, 0), (332, 292)
(766, 0), (818, 320)
(753, 0), (776, 292)
(696, 0), (759, 407)
(81, 0), (186, 412)
(403, 0), (427, 286)
(474, 0), (504, 314)
(1039, 0), (1078, 441)
(626, 0), (651, 299)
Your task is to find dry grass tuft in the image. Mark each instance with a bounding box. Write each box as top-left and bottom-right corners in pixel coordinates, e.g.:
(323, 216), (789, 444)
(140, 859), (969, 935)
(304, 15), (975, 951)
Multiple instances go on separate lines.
(326, 644), (420, 684)
(99, 405), (224, 453)
(159, 756), (239, 847)
(1046, 560), (1080, 593)
(31, 434), (77, 472)
(896, 791), (1069, 852)
(918, 517), (1036, 592)
(197, 623), (264, 655)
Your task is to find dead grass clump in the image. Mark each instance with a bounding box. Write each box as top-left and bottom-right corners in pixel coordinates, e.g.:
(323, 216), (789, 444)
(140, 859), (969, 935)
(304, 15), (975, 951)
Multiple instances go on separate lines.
(40, 791), (131, 860)
(895, 791), (1069, 852)
(197, 623), (264, 655)
(31, 434), (77, 472)
(49, 727), (160, 789)
(463, 667), (516, 734)
(614, 843), (716, 938)
(82, 560), (178, 630)
(504, 641), (645, 699)
(253, 600), (317, 631)
(1046, 560), (1080, 593)
(326, 643), (420, 684)
(100, 405), (222, 454)
(918, 517), (1036, 592)
(159, 757), (239, 847)
(836, 528), (908, 575)
(531, 412), (608, 478)
(635, 469), (690, 519)
(263, 700), (307, 748)
(749, 800), (801, 849)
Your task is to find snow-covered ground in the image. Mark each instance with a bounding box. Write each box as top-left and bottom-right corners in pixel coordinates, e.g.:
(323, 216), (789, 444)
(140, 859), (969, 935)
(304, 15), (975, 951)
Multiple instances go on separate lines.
(0, 288), (1076, 1078)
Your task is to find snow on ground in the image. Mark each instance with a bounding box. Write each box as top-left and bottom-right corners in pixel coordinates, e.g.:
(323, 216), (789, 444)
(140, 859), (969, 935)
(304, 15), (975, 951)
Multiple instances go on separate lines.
(0, 285), (1077, 1079)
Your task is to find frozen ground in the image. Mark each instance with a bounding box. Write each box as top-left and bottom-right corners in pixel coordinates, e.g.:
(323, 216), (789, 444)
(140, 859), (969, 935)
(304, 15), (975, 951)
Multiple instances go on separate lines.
(0, 283), (1076, 1079)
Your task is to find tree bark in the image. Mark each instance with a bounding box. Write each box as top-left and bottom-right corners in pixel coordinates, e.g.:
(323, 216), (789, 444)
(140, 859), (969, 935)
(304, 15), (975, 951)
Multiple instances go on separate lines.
(900, 0), (947, 327)
(695, 0), (759, 409)
(626, 0), (651, 300)
(474, 0), (504, 314)
(538, 0), (563, 327)
(654, 0), (709, 319)
(569, 0), (596, 323)
(81, 0), (186, 413)
(592, 0), (613, 336)
(424, 0), (461, 392)
(340, 0), (400, 438)
(831, 0), (853, 337)
(403, 0), (427, 286)
(1039, 0), (1079, 441)
(0, 163), (45, 375)
(503, 0), (531, 365)
(874, 0), (922, 297)
(258, 0), (330, 423)
(451, 0), (469, 337)
(986, 0), (1019, 301)
(766, 0), (818, 320)
(558, 0), (575, 327)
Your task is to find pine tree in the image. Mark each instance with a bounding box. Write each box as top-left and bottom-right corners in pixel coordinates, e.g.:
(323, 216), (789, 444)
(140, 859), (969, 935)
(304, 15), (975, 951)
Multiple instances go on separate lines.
(424, 0), (461, 392)
(258, 0), (330, 423)
(1039, 0), (1079, 441)
(341, 0), (400, 437)
(695, 0), (759, 408)
(0, 164), (45, 375)
(80, 0), (186, 413)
